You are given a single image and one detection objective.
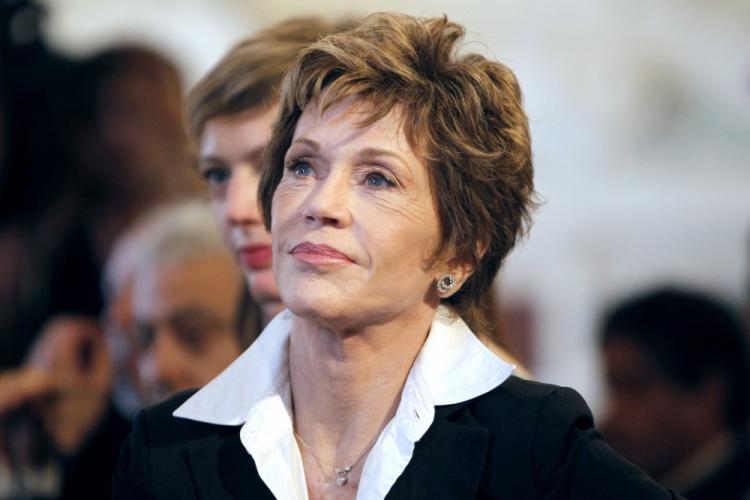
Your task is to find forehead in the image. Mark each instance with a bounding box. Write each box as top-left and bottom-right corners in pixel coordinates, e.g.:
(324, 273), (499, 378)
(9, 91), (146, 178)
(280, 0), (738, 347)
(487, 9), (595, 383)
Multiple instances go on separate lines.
(292, 97), (415, 160)
(200, 105), (278, 156)
(132, 254), (241, 320)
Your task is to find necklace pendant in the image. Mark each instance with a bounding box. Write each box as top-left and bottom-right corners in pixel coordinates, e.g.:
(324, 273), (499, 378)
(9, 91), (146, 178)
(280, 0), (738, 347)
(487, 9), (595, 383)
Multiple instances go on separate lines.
(334, 465), (353, 486)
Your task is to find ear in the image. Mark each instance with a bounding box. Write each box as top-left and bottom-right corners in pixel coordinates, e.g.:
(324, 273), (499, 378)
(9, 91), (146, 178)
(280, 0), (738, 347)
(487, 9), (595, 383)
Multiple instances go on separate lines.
(434, 238), (488, 299)
(434, 260), (475, 299)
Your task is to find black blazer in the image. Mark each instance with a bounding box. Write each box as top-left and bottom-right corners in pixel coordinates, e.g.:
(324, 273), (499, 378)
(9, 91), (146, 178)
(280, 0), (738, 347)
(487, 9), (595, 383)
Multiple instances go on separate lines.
(112, 376), (682, 499)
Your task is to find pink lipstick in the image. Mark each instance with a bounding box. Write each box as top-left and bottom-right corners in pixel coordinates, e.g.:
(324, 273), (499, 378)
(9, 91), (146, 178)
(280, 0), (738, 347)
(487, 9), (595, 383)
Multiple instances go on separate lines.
(290, 242), (353, 266)
(238, 244), (273, 270)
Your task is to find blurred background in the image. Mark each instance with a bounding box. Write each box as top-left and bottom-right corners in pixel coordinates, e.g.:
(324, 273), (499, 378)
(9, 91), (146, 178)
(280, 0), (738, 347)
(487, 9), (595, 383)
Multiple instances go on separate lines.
(1, 0), (749, 497)
(9, 0), (750, 416)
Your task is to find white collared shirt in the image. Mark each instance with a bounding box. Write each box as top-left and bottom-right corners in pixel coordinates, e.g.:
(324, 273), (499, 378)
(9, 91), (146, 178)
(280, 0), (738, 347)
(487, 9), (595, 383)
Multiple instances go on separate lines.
(173, 306), (514, 500)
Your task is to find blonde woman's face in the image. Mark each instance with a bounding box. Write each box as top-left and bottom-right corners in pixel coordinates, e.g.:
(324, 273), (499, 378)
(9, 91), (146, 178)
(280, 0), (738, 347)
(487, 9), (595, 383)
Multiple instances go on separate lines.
(198, 106), (279, 307)
(271, 97), (442, 328)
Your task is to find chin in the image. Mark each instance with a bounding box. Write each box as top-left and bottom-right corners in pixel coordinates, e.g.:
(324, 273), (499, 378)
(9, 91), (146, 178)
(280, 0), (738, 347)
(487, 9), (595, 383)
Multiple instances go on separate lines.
(282, 285), (349, 325)
(284, 288), (399, 333)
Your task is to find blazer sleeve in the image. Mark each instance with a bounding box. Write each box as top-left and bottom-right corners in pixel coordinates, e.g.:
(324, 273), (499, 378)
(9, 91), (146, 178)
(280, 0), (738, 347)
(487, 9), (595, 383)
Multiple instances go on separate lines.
(531, 386), (683, 500)
(112, 409), (153, 500)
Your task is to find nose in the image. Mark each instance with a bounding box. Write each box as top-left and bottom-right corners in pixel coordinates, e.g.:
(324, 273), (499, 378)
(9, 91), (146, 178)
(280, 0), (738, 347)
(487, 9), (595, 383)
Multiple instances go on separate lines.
(303, 170), (352, 227)
(224, 168), (262, 227)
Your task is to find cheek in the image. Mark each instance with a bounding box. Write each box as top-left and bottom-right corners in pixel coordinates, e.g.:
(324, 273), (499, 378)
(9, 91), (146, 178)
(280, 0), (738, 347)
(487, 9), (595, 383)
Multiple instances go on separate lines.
(270, 186), (291, 223)
(364, 202), (440, 270)
(271, 186), (306, 235)
(363, 219), (437, 283)
(197, 337), (238, 374)
(211, 199), (231, 240)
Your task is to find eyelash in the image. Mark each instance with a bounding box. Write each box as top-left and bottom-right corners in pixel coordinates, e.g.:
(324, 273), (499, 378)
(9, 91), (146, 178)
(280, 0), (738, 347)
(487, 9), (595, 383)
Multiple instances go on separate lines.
(364, 169), (396, 189)
(200, 166), (230, 185)
(285, 156), (314, 177)
(284, 156), (397, 189)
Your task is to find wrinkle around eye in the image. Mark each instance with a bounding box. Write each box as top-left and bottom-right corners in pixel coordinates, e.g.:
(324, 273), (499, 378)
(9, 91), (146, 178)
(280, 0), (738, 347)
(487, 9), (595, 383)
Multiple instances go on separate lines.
(368, 188), (434, 223)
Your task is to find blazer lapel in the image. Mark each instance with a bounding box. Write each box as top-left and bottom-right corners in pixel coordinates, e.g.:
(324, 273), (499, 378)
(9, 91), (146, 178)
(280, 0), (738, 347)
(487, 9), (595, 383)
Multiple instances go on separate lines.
(386, 405), (490, 499)
(185, 431), (275, 500)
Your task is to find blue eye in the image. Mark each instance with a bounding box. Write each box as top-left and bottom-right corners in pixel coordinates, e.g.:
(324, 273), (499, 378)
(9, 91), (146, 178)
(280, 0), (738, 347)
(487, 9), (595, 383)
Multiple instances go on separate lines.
(293, 162), (313, 177)
(365, 172), (395, 188)
(286, 157), (314, 177)
(201, 167), (230, 185)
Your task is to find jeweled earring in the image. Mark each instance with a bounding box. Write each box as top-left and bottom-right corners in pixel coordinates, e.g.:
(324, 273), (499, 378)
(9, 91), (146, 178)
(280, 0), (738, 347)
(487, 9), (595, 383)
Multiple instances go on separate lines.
(436, 273), (457, 296)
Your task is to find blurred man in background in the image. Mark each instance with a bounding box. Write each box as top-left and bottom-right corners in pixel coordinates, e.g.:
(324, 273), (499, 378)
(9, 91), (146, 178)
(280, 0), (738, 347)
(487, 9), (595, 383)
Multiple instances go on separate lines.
(0, 200), (247, 499)
(599, 287), (750, 500)
(105, 200), (246, 413)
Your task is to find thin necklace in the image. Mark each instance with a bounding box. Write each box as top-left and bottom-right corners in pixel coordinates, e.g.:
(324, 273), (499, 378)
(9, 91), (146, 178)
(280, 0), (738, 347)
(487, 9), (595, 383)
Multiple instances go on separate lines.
(294, 431), (378, 486)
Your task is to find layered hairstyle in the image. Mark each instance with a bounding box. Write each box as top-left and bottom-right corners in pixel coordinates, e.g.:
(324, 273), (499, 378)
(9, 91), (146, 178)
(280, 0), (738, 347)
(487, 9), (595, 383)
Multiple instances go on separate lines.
(258, 12), (536, 331)
(185, 16), (353, 151)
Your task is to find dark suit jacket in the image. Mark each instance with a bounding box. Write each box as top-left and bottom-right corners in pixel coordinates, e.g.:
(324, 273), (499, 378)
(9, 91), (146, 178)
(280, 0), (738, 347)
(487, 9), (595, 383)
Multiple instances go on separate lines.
(681, 431), (750, 500)
(112, 376), (683, 499)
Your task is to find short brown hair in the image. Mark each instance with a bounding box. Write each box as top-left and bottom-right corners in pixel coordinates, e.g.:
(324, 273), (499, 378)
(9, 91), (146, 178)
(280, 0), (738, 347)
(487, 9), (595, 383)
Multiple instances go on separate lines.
(259, 13), (536, 332)
(185, 17), (352, 149)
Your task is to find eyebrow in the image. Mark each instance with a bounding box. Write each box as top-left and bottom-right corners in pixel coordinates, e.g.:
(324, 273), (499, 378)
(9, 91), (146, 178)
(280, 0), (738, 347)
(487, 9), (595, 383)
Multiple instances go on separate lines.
(289, 137), (320, 151)
(289, 139), (410, 170)
(199, 146), (266, 169)
(357, 147), (411, 170)
(167, 306), (229, 330)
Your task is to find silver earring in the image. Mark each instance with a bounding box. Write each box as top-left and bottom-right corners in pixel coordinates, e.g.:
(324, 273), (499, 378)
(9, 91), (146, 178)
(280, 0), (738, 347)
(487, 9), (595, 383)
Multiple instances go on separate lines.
(436, 273), (457, 295)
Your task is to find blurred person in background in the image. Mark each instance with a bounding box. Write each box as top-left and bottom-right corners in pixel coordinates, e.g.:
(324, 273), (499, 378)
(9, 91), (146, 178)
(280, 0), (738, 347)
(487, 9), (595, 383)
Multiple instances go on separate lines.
(1, 2), (203, 495)
(107, 199), (246, 410)
(0, 0), (201, 370)
(0, 199), (249, 498)
(600, 287), (750, 500)
(0, 0), (86, 367)
(70, 44), (203, 262)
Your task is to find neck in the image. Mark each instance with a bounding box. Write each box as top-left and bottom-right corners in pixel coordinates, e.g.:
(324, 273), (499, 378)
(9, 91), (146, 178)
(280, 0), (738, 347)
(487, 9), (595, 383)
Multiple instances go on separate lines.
(658, 429), (735, 492)
(289, 304), (435, 462)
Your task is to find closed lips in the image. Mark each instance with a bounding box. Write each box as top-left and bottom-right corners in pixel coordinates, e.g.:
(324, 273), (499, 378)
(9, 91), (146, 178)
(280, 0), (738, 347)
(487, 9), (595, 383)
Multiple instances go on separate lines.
(290, 242), (353, 262)
(239, 245), (272, 269)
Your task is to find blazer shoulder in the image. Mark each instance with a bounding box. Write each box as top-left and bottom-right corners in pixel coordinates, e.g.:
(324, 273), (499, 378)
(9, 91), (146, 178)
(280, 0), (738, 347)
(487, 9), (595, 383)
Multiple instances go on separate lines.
(113, 389), (244, 499)
(136, 389), (238, 447)
(488, 375), (589, 405)
(140, 388), (196, 423)
(450, 375), (592, 431)
(449, 376), (681, 500)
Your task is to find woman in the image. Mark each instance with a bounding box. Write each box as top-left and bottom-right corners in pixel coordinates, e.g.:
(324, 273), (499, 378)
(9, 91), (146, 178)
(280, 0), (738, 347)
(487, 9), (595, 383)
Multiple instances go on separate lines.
(187, 15), (528, 366)
(114, 13), (681, 499)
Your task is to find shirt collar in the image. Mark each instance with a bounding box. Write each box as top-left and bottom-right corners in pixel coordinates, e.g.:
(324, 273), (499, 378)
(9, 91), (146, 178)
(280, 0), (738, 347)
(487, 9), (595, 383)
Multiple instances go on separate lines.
(173, 305), (514, 425)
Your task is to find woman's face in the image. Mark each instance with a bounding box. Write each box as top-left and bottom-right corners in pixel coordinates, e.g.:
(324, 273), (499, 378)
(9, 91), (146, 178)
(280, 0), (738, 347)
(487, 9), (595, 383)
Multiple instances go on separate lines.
(198, 106), (280, 311)
(271, 97), (442, 328)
